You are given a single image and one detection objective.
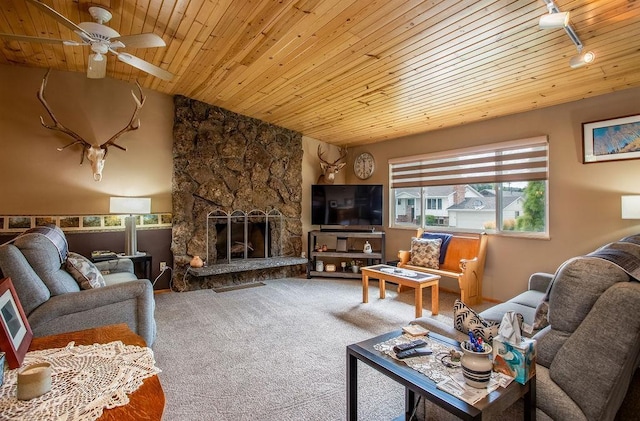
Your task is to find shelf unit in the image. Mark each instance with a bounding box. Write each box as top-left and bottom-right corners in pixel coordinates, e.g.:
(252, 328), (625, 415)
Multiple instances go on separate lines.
(307, 230), (386, 279)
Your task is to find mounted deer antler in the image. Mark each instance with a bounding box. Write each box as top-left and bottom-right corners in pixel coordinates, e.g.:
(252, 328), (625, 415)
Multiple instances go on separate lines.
(316, 145), (347, 184)
(36, 69), (146, 181)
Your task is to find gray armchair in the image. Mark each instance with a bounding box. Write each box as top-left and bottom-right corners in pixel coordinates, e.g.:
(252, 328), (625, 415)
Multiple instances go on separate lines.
(0, 226), (156, 346)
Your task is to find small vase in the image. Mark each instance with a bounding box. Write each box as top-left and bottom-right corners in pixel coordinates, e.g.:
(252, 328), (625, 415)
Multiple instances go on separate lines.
(351, 265), (359, 273)
(460, 341), (493, 388)
(190, 255), (204, 268)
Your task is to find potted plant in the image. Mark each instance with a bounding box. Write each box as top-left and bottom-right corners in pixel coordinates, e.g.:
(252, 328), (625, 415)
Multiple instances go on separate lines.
(350, 260), (363, 273)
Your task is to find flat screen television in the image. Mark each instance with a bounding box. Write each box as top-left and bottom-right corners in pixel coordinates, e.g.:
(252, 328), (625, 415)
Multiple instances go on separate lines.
(311, 184), (383, 228)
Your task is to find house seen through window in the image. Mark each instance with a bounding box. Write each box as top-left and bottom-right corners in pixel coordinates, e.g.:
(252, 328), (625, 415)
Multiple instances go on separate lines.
(389, 137), (548, 236)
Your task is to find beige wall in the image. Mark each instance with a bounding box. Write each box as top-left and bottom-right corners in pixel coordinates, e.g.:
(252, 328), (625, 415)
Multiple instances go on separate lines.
(0, 65), (173, 214)
(345, 86), (640, 301)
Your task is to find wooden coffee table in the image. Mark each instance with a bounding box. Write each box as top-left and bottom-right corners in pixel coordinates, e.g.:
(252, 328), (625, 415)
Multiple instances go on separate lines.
(28, 324), (165, 420)
(361, 264), (440, 317)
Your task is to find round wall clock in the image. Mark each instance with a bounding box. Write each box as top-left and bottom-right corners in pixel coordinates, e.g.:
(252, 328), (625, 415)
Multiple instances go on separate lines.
(354, 152), (375, 179)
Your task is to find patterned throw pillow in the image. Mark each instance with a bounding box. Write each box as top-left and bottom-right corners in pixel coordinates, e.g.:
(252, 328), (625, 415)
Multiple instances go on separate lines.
(453, 299), (500, 343)
(532, 274), (555, 331)
(533, 300), (549, 330)
(65, 252), (106, 290)
(409, 237), (442, 269)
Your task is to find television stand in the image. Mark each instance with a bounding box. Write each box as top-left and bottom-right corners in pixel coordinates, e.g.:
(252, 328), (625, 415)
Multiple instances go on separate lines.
(307, 230), (386, 279)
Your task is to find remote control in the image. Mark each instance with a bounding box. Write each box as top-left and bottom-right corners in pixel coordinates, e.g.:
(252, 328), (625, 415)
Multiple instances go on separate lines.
(393, 339), (428, 354)
(396, 347), (433, 359)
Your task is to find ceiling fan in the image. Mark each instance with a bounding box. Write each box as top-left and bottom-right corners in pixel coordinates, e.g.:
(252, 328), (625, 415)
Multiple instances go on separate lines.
(0, 0), (173, 80)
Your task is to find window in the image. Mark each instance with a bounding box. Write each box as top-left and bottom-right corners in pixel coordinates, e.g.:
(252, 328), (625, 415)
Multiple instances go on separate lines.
(426, 198), (442, 210)
(389, 137), (548, 236)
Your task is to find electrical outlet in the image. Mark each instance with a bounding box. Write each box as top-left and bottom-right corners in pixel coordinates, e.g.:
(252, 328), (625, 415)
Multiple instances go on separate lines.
(160, 262), (167, 272)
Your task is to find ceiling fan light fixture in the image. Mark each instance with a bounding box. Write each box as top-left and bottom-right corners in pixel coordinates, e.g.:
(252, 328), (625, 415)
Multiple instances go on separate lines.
(87, 53), (107, 78)
(569, 51), (595, 68)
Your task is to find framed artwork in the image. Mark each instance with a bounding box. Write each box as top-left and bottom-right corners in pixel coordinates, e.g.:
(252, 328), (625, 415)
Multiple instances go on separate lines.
(583, 114), (640, 163)
(0, 278), (33, 369)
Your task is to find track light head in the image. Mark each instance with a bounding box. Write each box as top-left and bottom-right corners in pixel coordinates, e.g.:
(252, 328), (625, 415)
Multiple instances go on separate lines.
(569, 51), (595, 68)
(539, 12), (570, 29)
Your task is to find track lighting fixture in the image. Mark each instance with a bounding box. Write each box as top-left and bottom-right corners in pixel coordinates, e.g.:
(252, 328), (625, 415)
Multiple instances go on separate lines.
(539, 11), (570, 29)
(569, 51), (595, 68)
(538, 0), (595, 68)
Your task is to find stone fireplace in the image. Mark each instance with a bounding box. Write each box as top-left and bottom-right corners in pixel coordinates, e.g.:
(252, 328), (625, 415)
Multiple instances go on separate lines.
(171, 96), (305, 291)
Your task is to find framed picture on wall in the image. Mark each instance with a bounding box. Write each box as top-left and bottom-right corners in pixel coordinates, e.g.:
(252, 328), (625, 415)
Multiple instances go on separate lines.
(0, 277), (33, 369)
(583, 114), (640, 163)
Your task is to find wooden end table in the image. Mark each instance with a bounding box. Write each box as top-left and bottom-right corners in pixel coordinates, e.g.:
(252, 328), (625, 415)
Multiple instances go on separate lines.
(347, 330), (536, 421)
(361, 264), (440, 317)
(29, 323), (165, 420)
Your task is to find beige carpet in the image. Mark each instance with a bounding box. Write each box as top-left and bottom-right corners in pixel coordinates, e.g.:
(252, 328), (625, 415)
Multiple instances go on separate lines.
(152, 276), (497, 420)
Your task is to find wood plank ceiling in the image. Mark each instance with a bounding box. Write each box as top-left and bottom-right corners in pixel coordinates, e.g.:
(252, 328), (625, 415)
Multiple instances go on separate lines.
(1, 0), (639, 147)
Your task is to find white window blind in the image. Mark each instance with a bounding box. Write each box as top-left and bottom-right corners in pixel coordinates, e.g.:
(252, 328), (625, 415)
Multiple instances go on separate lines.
(389, 136), (548, 189)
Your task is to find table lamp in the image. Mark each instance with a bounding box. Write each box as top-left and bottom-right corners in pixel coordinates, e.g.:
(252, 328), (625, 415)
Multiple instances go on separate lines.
(110, 197), (151, 256)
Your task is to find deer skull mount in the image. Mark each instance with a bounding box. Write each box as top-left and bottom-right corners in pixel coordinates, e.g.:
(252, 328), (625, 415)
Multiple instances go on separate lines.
(316, 145), (347, 184)
(37, 69), (146, 181)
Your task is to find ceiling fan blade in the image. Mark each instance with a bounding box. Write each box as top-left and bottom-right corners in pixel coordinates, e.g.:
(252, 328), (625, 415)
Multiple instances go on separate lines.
(0, 33), (79, 45)
(112, 33), (166, 49)
(25, 0), (94, 41)
(113, 51), (173, 81)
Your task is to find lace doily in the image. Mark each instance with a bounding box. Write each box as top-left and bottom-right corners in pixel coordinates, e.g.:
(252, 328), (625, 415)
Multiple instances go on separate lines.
(0, 341), (161, 421)
(374, 334), (461, 384)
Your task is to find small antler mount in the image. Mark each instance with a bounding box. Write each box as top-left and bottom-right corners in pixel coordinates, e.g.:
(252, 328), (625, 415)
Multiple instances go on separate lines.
(316, 145), (347, 184)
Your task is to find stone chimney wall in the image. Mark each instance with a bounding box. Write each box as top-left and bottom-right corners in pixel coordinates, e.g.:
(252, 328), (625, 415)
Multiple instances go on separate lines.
(171, 96), (303, 290)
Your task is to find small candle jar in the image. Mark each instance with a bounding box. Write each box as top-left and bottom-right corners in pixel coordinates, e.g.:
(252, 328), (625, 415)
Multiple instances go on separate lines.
(18, 362), (52, 400)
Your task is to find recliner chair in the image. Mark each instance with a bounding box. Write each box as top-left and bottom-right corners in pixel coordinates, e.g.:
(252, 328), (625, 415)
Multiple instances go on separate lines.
(0, 226), (156, 346)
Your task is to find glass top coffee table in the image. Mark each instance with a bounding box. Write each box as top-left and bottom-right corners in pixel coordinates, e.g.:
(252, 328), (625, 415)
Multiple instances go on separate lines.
(346, 330), (535, 421)
(361, 264), (440, 317)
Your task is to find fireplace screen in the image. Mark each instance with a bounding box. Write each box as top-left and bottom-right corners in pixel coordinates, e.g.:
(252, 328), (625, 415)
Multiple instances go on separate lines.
(206, 209), (285, 264)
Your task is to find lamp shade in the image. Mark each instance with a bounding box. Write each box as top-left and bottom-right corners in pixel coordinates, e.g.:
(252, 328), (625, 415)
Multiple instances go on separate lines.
(109, 197), (151, 214)
(621, 195), (640, 219)
(87, 53), (107, 79)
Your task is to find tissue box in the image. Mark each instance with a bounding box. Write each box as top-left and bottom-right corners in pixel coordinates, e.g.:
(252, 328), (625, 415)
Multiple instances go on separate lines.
(492, 337), (536, 385)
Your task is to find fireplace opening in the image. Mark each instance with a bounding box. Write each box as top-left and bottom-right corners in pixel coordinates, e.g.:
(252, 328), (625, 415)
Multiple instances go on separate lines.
(206, 209), (285, 265)
(215, 221), (270, 260)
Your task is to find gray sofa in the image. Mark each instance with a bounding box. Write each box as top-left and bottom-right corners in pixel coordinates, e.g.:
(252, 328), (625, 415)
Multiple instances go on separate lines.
(412, 235), (640, 420)
(411, 271), (552, 342)
(0, 226), (156, 346)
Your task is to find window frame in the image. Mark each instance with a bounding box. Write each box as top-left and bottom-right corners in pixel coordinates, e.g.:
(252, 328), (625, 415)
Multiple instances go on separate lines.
(388, 137), (549, 238)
